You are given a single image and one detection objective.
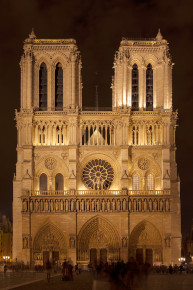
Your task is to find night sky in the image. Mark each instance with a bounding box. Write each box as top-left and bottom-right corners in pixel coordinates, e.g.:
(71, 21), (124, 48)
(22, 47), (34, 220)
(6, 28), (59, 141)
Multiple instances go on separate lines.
(0, 0), (192, 239)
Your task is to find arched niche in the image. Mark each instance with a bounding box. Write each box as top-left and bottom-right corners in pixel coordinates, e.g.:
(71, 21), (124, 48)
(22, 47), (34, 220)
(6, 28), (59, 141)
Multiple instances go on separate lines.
(129, 220), (162, 264)
(33, 223), (67, 264)
(77, 215), (120, 264)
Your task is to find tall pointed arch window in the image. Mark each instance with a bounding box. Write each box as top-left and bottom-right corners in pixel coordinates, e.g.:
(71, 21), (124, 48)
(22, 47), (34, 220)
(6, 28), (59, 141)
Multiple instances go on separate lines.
(132, 64), (139, 110)
(132, 126), (139, 145)
(147, 173), (154, 190)
(40, 173), (47, 191)
(55, 173), (64, 190)
(39, 63), (47, 111)
(55, 63), (63, 111)
(132, 174), (139, 190)
(147, 125), (153, 145)
(146, 64), (153, 111)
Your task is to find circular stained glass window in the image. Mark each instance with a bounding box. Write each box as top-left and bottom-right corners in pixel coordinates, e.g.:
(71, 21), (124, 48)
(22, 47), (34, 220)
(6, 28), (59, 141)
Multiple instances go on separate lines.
(82, 159), (114, 190)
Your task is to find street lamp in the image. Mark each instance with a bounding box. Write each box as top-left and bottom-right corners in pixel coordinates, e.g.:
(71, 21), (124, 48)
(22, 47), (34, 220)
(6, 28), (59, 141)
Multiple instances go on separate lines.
(3, 256), (10, 262)
(178, 257), (185, 263)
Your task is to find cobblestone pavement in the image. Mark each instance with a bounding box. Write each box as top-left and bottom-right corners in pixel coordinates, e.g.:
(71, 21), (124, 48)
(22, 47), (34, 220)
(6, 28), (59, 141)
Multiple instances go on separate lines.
(1, 271), (193, 290)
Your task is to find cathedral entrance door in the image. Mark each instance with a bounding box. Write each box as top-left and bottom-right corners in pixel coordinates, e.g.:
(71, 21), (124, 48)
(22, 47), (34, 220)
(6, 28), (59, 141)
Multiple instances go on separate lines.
(136, 248), (143, 264)
(43, 251), (49, 266)
(52, 251), (59, 265)
(90, 248), (97, 265)
(145, 249), (153, 265)
(100, 248), (107, 264)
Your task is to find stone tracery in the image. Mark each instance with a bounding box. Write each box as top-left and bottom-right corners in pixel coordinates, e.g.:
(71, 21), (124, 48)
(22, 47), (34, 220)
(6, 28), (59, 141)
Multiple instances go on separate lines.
(77, 216), (120, 262)
(82, 159), (114, 190)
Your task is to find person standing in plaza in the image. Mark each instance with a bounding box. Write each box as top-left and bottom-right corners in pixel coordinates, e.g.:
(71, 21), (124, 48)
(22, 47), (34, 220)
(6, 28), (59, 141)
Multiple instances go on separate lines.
(46, 259), (52, 282)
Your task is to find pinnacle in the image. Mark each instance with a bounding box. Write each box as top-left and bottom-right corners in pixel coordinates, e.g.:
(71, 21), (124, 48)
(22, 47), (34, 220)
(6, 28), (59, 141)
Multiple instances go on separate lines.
(29, 28), (36, 39)
(156, 28), (163, 41)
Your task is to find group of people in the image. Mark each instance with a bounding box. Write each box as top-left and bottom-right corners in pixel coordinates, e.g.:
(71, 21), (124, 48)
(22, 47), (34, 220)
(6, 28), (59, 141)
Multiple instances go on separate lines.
(89, 258), (151, 289)
(153, 263), (189, 274)
(46, 259), (80, 282)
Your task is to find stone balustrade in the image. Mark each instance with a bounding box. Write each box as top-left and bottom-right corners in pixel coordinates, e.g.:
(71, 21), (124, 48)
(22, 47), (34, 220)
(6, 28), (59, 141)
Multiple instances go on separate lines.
(29, 189), (170, 196)
(22, 195), (170, 213)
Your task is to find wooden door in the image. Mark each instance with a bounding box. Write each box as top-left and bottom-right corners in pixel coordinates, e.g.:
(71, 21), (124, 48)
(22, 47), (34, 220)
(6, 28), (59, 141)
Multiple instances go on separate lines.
(136, 248), (143, 264)
(100, 248), (107, 264)
(90, 248), (97, 265)
(145, 248), (153, 265)
(43, 251), (49, 266)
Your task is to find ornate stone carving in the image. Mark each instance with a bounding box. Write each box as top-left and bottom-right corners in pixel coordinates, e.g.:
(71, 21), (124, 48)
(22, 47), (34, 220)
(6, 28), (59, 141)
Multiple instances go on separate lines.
(113, 151), (119, 159)
(82, 159), (114, 190)
(23, 236), (29, 249)
(34, 153), (40, 161)
(69, 236), (75, 248)
(122, 237), (128, 248)
(61, 152), (68, 160)
(138, 158), (150, 170)
(152, 152), (158, 160)
(45, 158), (57, 170)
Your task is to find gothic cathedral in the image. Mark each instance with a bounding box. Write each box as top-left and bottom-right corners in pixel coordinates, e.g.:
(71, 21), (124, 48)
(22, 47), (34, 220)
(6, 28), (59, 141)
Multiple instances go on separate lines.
(13, 29), (181, 266)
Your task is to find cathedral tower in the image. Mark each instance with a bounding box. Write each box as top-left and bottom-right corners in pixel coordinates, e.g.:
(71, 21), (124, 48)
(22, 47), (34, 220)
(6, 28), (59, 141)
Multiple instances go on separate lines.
(13, 30), (181, 266)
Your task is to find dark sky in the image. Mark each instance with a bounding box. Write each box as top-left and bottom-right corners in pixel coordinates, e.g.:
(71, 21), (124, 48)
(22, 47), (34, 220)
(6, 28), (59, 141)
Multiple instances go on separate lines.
(0, 0), (192, 238)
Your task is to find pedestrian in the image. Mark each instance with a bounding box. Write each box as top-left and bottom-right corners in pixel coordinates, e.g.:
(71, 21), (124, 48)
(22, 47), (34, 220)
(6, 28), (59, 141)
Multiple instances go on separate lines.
(68, 263), (73, 280)
(62, 260), (69, 281)
(168, 264), (173, 274)
(46, 259), (52, 282)
(4, 264), (7, 274)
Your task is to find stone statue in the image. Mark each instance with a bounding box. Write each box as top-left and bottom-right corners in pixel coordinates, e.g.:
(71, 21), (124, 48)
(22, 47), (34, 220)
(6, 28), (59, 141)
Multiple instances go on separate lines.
(112, 199), (116, 211)
(55, 200), (59, 211)
(144, 199), (147, 211)
(117, 199), (121, 211)
(166, 199), (170, 211)
(91, 200), (95, 211)
(23, 200), (27, 211)
(45, 200), (48, 211)
(123, 199), (126, 211)
(149, 199), (152, 211)
(102, 199), (105, 211)
(86, 200), (90, 211)
(23, 237), (28, 249)
(96, 199), (100, 211)
(81, 200), (85, 211)
(60, 200), (64, 211)
(107, 200), (110, 211)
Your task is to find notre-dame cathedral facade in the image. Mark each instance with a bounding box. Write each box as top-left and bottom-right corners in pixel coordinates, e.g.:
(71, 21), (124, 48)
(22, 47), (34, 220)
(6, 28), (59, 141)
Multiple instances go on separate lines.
(13, 29), (181, 266)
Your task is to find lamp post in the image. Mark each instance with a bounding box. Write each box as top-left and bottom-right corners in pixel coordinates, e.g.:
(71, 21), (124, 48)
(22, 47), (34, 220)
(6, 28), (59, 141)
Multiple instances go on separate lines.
(3, 256), (10, 263)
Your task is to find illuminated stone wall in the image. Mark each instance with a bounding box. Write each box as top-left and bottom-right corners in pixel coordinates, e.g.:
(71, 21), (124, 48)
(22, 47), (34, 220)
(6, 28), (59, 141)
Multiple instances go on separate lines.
(13, 30), (181, 266)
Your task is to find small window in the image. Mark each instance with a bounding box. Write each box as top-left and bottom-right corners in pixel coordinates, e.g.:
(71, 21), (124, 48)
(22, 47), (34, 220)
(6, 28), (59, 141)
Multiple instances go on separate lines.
(55, 173), (64, 190)
(132, 126), (139, 145)
(55, 63), (63, 111)
(147, 174), (154, 190)
(132, 174), (139, 190)
(147, 126), (153, 145)
(146, 64), (153, 111)
(39, 63), (47, 111)
(132, 64), (139, 110)
(40, 173), (47, 191)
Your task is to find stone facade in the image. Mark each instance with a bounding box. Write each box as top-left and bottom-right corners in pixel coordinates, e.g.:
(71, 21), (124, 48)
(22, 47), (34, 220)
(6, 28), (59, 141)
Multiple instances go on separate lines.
(13, 29), (181, 266)
(0, 214), (12, 261)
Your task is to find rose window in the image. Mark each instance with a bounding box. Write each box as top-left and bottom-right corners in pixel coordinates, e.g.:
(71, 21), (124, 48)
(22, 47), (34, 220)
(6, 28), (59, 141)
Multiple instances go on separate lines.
(82, 159), (114, 190)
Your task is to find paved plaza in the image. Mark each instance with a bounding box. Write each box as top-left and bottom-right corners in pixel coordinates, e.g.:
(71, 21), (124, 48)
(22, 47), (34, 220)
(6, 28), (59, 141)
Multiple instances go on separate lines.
(0, 271), (193, 290)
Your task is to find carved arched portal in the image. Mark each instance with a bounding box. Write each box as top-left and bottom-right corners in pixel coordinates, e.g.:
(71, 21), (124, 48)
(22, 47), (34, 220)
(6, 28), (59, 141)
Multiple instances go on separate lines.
(129, 220), (162, 265)
(33, 223), (67, 265)
(77, 216), (120, 264)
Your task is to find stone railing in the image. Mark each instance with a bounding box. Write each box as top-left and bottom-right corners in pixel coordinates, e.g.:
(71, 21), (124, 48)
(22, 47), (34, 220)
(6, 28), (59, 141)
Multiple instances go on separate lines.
(29, 189), (170, 196)
(22, 195), (170, 213)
